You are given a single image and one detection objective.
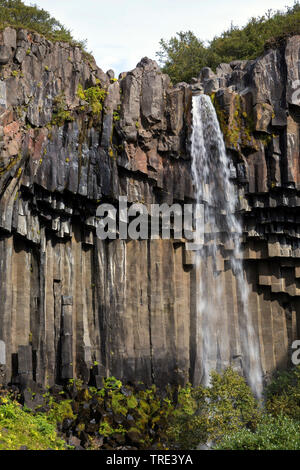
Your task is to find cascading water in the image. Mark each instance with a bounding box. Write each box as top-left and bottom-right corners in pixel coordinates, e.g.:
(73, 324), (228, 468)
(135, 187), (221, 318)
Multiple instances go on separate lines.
(191, 94), (263, 399)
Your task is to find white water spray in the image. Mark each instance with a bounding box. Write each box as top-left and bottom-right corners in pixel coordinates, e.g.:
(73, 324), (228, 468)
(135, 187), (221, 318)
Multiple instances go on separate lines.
(191, 94), (263, 399)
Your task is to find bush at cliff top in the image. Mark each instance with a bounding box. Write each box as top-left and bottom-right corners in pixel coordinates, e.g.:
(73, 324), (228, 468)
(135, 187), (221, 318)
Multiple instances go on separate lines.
(0, 0), (86, 47)
(157, 2), (300, 83)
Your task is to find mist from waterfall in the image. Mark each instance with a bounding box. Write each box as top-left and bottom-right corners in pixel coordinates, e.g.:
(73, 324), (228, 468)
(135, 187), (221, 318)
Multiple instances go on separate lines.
(191, 94), (263, 399)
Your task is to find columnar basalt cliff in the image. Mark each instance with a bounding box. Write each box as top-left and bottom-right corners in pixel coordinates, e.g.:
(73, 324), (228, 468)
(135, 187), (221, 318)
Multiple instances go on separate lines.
(0, 27), (299, 390)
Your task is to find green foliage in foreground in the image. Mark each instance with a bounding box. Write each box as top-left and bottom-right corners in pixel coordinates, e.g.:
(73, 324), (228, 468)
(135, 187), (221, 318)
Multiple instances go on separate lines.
(166, 368), (260, 449)
(265, 363), (300, 421)
(156, 2), (300, 84)
(64, 370), (260, 449)
(0, 393), (68, 450)
(1, 366), (300, 450)
(69, 376), (177, 449)
(0, 0), (86, 48)
(215, 365), (300, 451)
(216, 414), (300, 450)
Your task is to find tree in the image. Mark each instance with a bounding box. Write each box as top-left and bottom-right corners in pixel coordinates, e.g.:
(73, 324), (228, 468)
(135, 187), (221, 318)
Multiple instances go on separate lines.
(156, 2), (300, 84)
(156, 31), (208, 84)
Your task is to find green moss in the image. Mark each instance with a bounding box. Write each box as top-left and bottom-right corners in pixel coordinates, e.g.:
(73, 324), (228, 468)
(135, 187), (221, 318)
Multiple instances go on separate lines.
(211, 93), (257, 153)
(77, 83), (107, 117)
(51, 93), (74, 126)
(45, 397), (75, 425)
(113, 110), (120, 122)
(0, 366), (297, 451)
(16, 105), (23, 118)
(77, 83), (86, 101)
(99, 421), (126, 438)
(84, 377), (174, 449)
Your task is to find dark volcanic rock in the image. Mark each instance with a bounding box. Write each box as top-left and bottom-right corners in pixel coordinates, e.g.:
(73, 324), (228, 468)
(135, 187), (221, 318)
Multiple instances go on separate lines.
(0, 29), (299, 390)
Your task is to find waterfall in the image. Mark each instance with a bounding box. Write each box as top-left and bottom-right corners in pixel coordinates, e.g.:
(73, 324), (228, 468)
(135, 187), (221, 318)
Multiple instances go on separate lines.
(191, 94), (263, 399)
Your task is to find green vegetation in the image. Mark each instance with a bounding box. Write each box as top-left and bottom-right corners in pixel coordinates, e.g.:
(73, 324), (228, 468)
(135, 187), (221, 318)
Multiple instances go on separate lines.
(67, 366), (300, 450)
(216, 414), (300, 450)
(156, 31), (209, 84)
(77, 82), (107, 117)
(265, 365), (300, 421)
(215, 366), (300, 450)
(156, 2), (300, 83)
(0, 392), (67, 450)
(166, 368), (260, 449)
(71, 376), (176, 449)
(211, 93), (256, 152)
(51, 93), (74, 126)
(45, 395), (75, 425)
(0, 0), (86, 48)
(1, 367), (300, 450)
(113, 108), (120, 122)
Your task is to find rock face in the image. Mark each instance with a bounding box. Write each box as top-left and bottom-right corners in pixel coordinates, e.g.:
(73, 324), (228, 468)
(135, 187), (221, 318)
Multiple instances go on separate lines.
(0, 27), (299, 389)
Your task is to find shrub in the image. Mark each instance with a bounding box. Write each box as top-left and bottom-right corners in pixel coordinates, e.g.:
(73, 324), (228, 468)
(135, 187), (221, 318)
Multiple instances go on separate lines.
(166, 368), (260, 449)
(46, 397), (75, 425)
(156, 31), (209, 85)
(216, 414), (300, 450)
(265, 365), (300, 421)
(51, 93), (74, 126)
(0, 0), (86, 48)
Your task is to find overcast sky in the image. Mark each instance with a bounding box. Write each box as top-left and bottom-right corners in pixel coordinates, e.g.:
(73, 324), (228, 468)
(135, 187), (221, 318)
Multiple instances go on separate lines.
(25, 0), (296, 76)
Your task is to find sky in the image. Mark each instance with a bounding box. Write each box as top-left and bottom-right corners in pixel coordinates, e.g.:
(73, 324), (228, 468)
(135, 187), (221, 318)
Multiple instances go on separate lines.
(24, 0), (296, 76)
